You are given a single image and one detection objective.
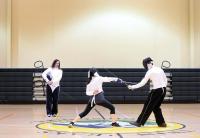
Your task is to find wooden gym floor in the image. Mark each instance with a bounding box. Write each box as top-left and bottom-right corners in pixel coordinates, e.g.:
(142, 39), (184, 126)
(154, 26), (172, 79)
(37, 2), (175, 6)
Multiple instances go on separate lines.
(0, 104), (200, 138)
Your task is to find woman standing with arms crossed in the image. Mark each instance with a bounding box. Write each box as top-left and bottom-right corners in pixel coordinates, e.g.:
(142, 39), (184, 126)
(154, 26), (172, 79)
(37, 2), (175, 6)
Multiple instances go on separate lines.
(42, 59), (63, 117)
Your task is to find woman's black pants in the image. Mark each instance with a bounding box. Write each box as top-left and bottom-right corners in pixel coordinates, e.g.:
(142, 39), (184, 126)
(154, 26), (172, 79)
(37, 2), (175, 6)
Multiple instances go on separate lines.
(46, 85), (60, 115)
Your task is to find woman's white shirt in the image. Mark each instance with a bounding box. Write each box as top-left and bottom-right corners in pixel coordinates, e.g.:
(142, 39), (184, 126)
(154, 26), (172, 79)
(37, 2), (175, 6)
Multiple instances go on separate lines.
(86, 76), (118, 96)
(42, 67), (63, 92)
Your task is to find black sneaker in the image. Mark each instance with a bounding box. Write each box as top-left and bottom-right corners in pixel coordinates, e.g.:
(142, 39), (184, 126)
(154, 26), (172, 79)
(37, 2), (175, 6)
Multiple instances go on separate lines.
(111, 122), (121, 127)
(68, 122), (75, 128)
(129, 121), (141, 127)
(158, 123), (167, 127)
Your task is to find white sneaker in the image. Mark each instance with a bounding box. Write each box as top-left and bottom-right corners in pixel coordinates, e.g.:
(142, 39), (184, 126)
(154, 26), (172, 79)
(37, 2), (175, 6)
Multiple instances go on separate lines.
(52, 114), (57, 117)
(47, 114), (51, 117)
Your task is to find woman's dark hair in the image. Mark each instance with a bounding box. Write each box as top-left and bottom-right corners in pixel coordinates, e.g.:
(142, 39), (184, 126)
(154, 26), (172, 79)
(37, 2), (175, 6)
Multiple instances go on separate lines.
(51, 59), (60, 69)
(87, 68), (97, 84)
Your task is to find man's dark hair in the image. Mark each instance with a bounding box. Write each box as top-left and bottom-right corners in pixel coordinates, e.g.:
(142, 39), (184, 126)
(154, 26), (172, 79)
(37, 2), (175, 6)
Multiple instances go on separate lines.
(143, 57), (153, 69)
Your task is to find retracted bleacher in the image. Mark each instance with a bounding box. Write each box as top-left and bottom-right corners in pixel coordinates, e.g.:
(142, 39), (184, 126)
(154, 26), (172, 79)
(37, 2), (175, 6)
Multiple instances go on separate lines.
(0, 68), (199, 103)
(169, 69), (200, 102)
(0, 69), (33, 103)
(59, 69), (148, 104)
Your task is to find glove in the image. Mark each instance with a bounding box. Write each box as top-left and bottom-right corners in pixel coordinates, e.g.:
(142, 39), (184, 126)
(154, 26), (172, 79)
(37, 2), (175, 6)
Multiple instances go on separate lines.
(116, 78), (124, 84)
(128, 85), (135, 90)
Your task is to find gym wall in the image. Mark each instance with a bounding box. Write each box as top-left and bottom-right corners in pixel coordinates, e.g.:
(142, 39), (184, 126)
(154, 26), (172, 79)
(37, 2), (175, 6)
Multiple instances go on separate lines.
(0, 0), (200, 68)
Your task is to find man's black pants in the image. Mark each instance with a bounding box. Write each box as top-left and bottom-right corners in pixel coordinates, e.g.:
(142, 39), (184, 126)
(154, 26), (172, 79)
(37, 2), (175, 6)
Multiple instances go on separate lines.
(136, 87), (166, 126)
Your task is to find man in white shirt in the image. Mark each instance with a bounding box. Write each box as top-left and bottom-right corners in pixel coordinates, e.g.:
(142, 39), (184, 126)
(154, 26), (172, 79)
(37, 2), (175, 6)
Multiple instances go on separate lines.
(128, 57), (167, 127)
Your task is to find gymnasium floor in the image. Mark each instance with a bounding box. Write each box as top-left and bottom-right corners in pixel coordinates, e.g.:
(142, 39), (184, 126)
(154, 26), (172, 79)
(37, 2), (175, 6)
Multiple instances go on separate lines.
(0, 104), (200, 138)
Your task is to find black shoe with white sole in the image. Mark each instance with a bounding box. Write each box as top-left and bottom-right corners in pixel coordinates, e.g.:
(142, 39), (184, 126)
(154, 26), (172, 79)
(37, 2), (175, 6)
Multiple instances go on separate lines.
(68, 122), (75, 128)
(111, 122), (121, 127)
(129, 121), (141, 127)
(158, 123), (167, 127)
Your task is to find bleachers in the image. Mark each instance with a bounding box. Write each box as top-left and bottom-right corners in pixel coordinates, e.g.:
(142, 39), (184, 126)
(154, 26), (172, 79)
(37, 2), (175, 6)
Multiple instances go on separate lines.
(0, 68), (199, 103)
(59, 69), (148, 103)
(168, 69), (200, 102)
(0, 69), (33, 103)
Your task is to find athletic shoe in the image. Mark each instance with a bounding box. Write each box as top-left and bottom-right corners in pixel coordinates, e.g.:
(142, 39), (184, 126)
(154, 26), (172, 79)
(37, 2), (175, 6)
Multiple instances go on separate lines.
(158, 123), (167, 127)
(47, 114), (51, 117)
(111, 122), (121, 127)
(52, 114), (57, 117)
(129, 121), (141, 127)
(68, 122), (75, 128)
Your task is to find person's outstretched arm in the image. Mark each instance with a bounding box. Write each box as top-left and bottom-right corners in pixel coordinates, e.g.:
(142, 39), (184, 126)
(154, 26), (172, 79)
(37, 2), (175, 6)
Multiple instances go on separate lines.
(101, 77), (123, 83)
(128, 72), (150, 90)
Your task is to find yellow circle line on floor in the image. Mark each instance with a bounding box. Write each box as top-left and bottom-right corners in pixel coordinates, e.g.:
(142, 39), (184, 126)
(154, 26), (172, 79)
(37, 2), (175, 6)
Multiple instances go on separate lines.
(36, 122), (184, 134)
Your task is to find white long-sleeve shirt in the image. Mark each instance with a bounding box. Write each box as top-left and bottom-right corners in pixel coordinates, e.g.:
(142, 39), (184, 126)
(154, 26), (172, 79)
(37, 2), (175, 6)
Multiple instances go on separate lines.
(42, 67), (63, 92)
(130, 66), (167, 90)
(86, 76), (118, 96)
